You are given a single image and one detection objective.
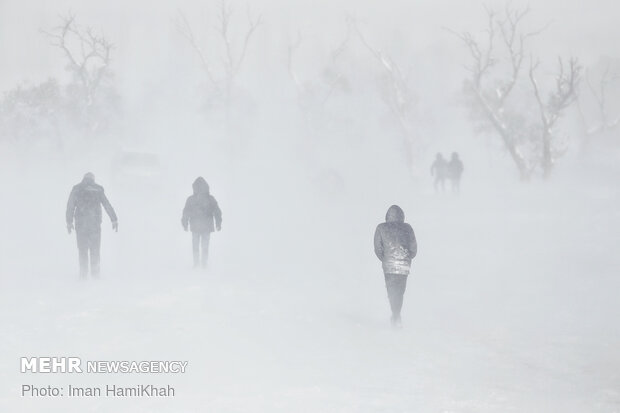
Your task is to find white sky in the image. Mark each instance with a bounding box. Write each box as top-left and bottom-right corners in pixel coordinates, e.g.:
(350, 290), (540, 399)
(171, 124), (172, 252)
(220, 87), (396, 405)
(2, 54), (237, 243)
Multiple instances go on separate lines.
(1, 0), (618, 91)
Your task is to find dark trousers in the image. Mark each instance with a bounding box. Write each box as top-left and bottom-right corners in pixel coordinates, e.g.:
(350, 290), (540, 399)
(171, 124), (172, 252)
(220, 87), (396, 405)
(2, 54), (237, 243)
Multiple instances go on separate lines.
(192, 231), (211, 268)
(76, 226), (101, 277)
(384, 273), (408, 318)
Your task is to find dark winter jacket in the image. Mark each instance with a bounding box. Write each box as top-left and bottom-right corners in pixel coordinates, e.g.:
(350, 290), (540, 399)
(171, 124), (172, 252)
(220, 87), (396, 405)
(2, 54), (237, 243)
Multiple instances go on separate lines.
(66, 176), (117, 230)
(374, 205), (417, 275)
(182, 177), (222, 233)
(431, 157), (448, 179)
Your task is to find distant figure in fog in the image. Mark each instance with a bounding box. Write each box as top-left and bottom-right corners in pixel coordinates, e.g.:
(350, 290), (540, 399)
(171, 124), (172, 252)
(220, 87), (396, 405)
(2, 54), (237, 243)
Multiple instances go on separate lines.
(374, 205), (417, 328)
(448, 152), (464, 193)
(430, 153), (448, 192)
(66, 172), (118, 278)
(182, 177), (222, 269)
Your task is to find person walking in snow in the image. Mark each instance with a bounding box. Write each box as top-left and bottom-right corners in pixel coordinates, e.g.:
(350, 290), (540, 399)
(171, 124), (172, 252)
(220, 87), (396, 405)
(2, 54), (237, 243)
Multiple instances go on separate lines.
(430, 153), (448, 192)
(181, 177), (222, 269)
(66, 172), (118, 278)
(447, 152), (464, 194)
(374, 205), (417, 328)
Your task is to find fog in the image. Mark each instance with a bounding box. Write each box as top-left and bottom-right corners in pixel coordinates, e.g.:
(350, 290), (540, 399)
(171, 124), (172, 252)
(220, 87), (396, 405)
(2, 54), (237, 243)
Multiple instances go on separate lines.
(0, 0), (619, 412)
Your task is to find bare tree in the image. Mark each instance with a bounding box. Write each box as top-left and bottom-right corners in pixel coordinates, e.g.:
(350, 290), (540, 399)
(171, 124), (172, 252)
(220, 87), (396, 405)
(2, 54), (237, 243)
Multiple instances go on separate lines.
(576, 60), (620, 139)
(530, 58), (581, 178)
(450, 4), (579, 180)
(287, 23), (352, 125)
(42, 15), (112, 107)
(42, 14), (116, 135)
(354, 21), (418, 172)
(176, 0), (261, 110)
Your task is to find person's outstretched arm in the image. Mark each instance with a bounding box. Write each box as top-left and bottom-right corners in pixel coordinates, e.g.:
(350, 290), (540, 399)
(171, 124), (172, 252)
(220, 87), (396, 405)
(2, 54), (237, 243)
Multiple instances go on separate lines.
(101, 189), (118, 230)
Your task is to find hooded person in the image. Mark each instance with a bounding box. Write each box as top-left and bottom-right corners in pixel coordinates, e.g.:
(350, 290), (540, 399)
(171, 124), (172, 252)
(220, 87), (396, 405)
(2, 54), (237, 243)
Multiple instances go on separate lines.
(66, 172), (118, 278)
(181, 177), (222, 269)
(374, 205), (417, 327)
(430, 153), (448, 192)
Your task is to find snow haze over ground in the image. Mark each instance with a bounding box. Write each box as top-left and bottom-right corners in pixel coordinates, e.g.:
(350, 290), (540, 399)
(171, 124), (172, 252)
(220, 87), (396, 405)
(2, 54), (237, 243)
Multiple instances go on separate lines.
(0, 0), (619, 412)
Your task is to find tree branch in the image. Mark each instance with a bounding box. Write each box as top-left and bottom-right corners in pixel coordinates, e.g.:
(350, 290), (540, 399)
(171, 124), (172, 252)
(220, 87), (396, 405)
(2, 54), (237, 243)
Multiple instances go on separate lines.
(176, 10), (218, 87)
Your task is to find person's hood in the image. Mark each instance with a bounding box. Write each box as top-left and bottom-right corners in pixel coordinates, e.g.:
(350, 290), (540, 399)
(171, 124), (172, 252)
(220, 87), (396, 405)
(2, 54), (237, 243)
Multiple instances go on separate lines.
(192, 177), (210, 195)
(82, 172), (95, 185)
(385, 205), (405, 223)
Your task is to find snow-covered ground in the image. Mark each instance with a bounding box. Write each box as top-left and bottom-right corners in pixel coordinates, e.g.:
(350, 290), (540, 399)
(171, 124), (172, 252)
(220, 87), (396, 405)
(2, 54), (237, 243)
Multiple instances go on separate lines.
(1, 151), (619, 412)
